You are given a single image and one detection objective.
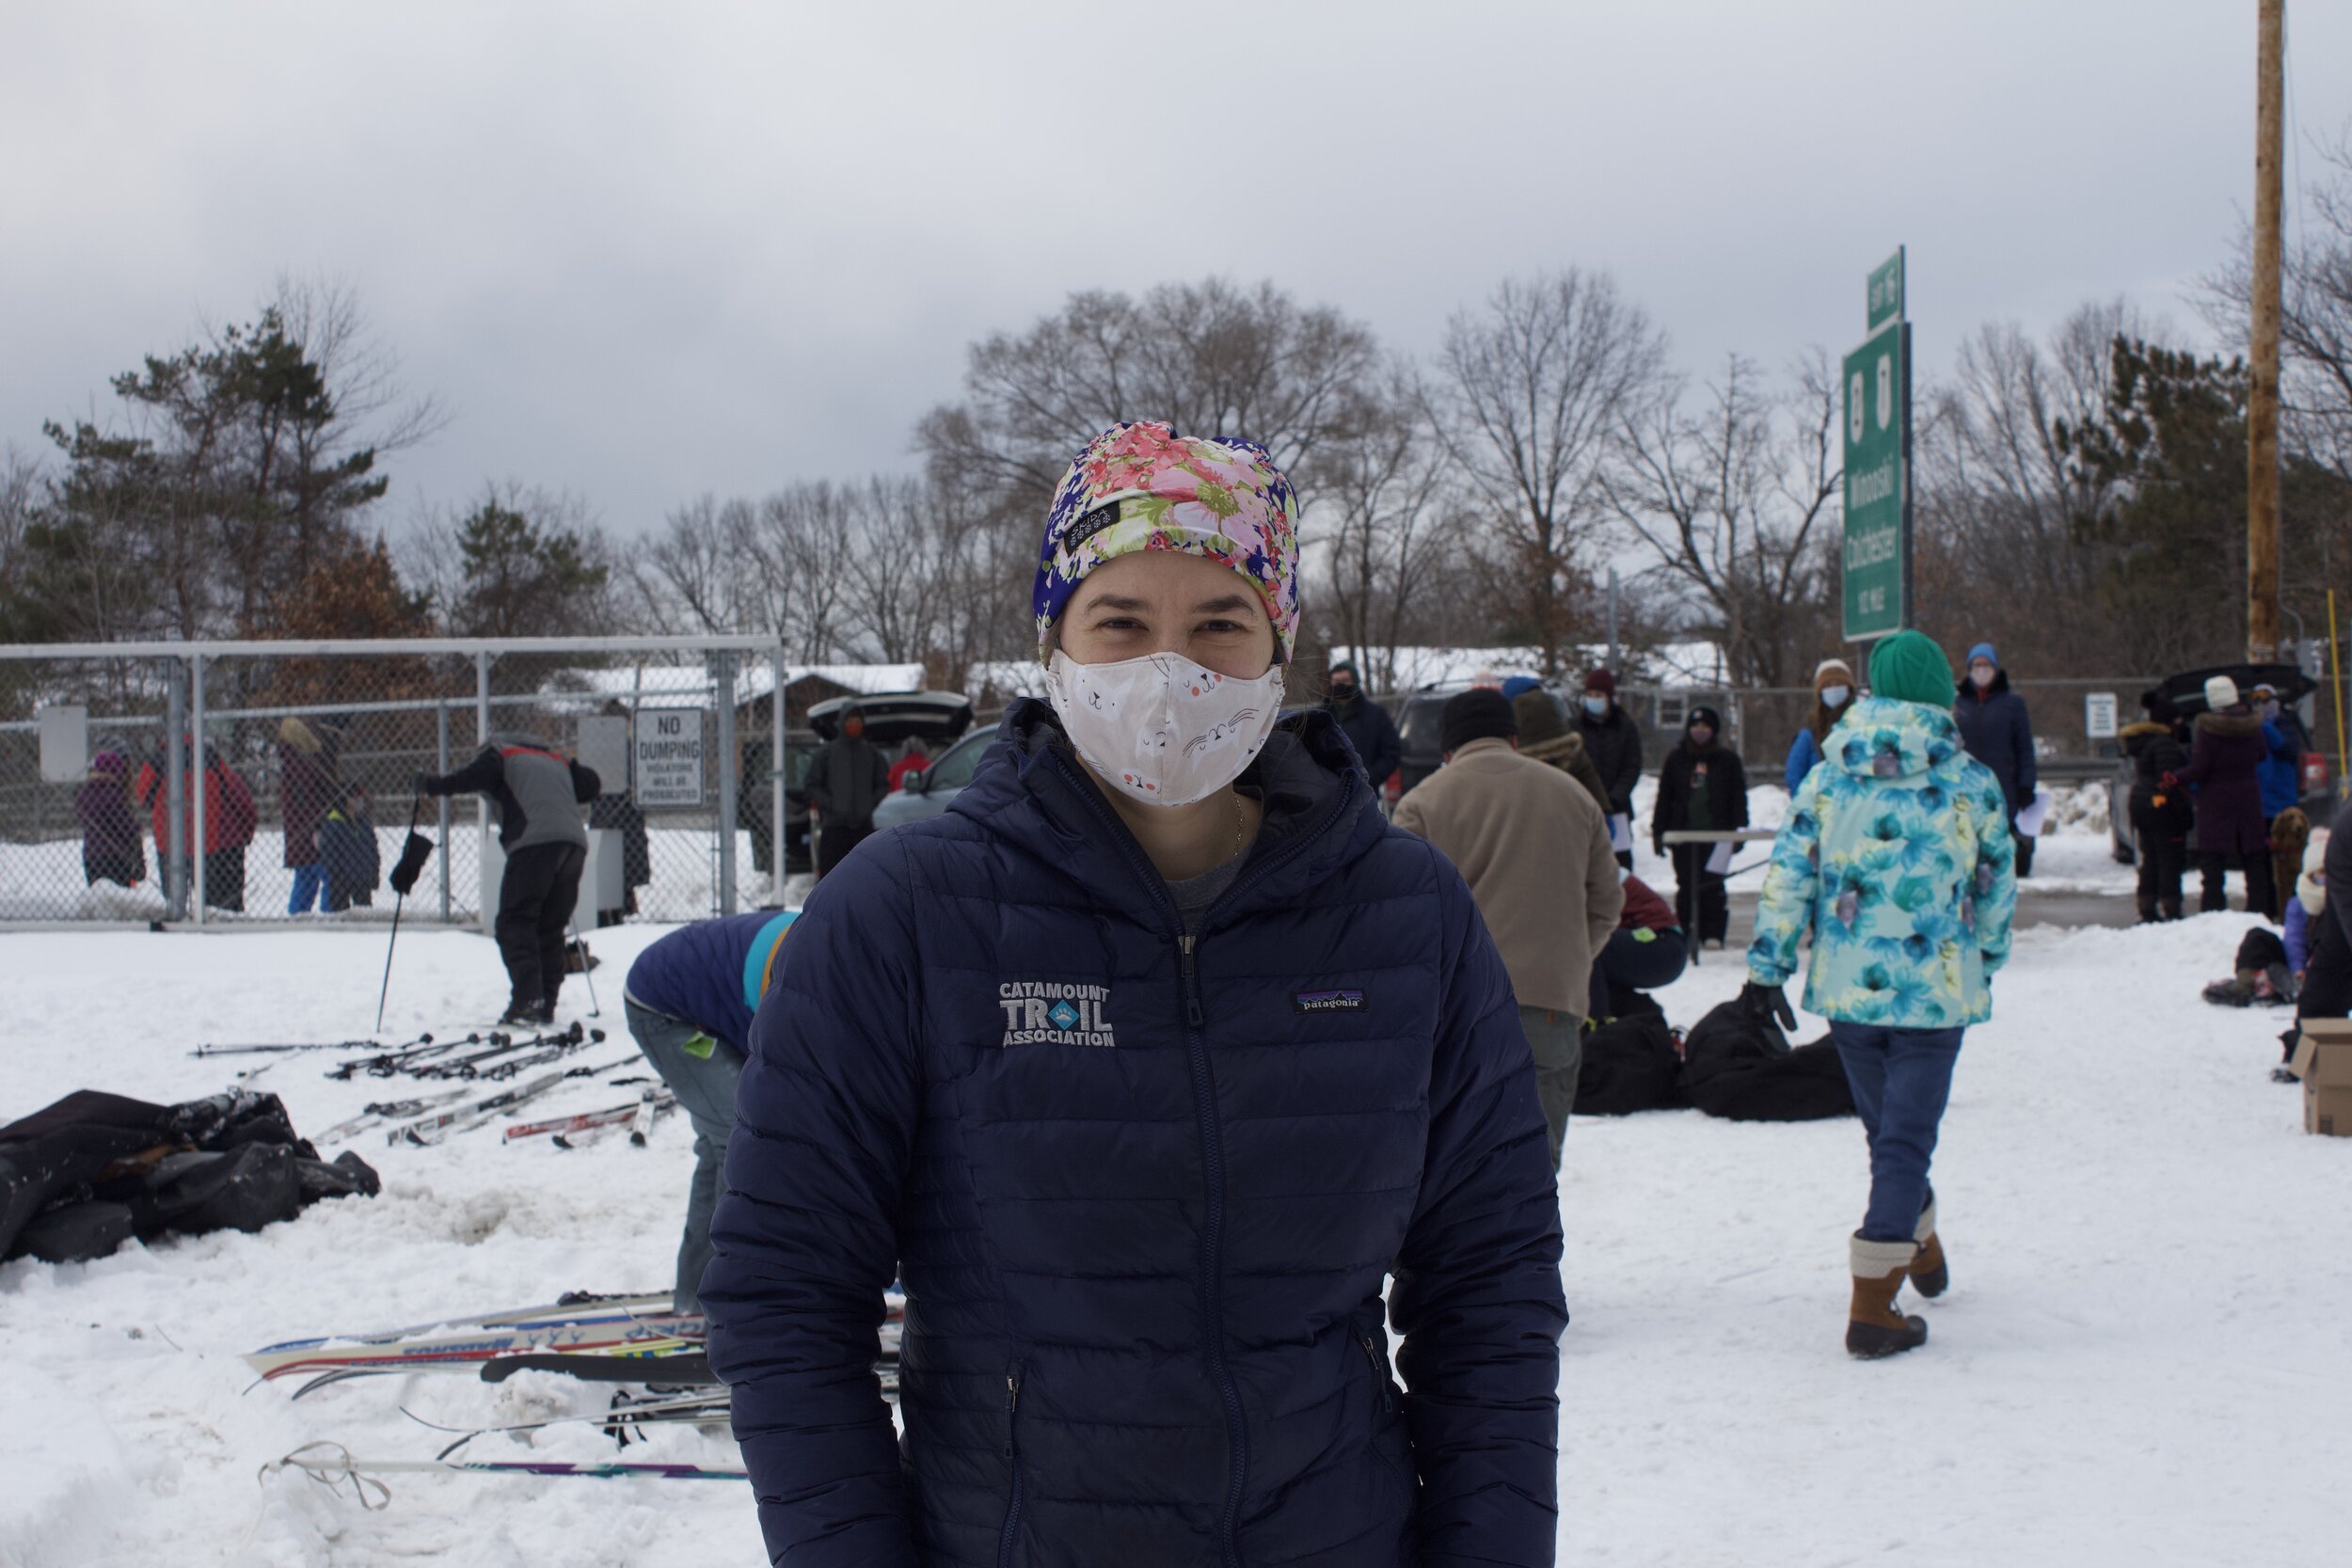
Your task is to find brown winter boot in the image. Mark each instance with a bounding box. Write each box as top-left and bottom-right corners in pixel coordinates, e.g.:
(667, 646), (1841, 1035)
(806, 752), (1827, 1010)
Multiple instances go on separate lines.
(1846, 1234), (1929, 1359)
(1910, 1196), (1948, 1298)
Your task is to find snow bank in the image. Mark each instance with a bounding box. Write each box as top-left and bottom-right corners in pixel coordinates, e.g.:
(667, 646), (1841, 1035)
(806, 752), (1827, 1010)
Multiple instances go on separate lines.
(3, 905), (2347, 1564)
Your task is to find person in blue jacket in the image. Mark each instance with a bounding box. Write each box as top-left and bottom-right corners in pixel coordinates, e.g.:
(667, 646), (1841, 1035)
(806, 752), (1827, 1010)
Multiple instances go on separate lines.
(622, 908), (797, 1312)
(1783, 657), (1855, 793)
(702, 421), (1568, 1568)
(1952, 641), (2038, 878)
(2252, 681), (2307, 821)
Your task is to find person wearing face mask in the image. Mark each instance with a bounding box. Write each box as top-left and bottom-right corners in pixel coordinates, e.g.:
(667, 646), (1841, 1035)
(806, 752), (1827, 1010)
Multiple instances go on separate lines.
(703, 421), (1568, 1568)
(1651, 705), (1748, 948)
(1951, 641), (2038, 879)
(1572, 666), (1645, 867)
(1785, 659), (1856, 793)
(803, 708), (890, 880)
(1323, 657), (1401, 792)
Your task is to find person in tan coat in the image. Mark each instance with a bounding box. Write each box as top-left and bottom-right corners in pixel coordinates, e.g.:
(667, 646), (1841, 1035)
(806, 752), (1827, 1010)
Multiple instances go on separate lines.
(1394, 688), (1624, 1164)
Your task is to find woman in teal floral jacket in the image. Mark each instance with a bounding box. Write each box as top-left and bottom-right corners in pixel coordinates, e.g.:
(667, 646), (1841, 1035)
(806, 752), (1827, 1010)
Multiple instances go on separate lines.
(1743, 628), (2017, 1359)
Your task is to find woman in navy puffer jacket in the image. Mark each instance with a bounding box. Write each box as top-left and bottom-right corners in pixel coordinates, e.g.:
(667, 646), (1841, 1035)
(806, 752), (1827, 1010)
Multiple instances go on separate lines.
(704, 422), (1568, 1568)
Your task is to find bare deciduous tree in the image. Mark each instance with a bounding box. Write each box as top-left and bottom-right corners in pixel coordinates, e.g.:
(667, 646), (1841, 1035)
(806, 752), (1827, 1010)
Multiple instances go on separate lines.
(1605, 352), (1840, 688)
(1911, 302), (2140, 669)
(1310, 365), (1459, 692)
(918, 277), (1381, 661)
(2204, 131), (2352, 484)
(1432, 270), (1668, 673)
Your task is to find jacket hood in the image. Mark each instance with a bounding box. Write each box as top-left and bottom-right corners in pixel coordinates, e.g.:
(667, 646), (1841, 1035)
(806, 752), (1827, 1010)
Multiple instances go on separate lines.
(946, 697), (1386, 927)
(488, 730), (558, 752)
(1822, 696), (1966, 784)
(2197, 708), (2263, 738)
(1958, 667), (2013, 700)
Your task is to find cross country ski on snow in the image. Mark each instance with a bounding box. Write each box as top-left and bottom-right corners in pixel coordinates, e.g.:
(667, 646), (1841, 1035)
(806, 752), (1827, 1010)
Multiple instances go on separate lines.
(313, 1085), (480, 1145)
(402, 1021), (606, 1081)
(246, 1288), (907, 1389)
(193, 1030), (445, 1059)
(246, 1302), (706, 1394)
(325, 1031), (512, 1080)
(388, 1057), (633, 1146)
(504, 1090), (677, 1143)
(263, 1442), (751, 1504)
(407, 1386), (735, 1459)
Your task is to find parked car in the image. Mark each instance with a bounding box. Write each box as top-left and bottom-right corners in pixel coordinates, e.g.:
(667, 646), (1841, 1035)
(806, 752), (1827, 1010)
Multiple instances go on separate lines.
(742, 690), (976, 874)
(871, 724), (998, 832)
(2106, 661), (2328, 865)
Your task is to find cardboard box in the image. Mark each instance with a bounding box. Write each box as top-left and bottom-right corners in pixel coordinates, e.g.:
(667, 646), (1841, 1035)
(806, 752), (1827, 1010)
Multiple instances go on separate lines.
(2306, 1082), (2352, 1137)
(2287, 1022), (2352, 1088)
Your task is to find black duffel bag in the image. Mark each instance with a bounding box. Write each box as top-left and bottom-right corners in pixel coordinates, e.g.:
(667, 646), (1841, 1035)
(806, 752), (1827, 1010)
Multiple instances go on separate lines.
(1679, 1001), (1856, 1123)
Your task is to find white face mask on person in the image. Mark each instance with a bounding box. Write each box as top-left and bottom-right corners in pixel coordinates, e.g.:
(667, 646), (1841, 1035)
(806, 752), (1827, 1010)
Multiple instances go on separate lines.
(1582, 695), (1610, 717)
(1970, 665), (1995, 689)
(1821, 684), (1851, 708)
(1045, 650), (1285, 807)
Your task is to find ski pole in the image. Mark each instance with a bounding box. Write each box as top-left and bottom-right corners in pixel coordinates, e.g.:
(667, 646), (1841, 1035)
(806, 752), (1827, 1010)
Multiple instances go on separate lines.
(569, 917), (602, 1018)
(374, 797), (421, 1036)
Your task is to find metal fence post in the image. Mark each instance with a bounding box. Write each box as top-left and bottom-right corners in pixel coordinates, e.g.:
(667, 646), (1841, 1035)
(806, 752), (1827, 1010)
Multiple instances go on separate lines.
(190, 654), (207, 925)
(714, 650), (739, 914)
(771, 648), (787, 889)
(164, 658), (187, 922)
(476, 650), (492, 925)
(437, 698), (453, 923)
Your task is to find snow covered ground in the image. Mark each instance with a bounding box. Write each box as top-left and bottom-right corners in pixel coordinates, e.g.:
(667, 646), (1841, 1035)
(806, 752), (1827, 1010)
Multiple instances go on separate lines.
(4, 827), (2344, 1566)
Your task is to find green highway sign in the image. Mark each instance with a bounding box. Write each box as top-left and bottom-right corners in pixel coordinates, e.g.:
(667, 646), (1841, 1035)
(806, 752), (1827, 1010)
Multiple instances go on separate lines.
(1841, 317), (1910, 641)
(1867, 247), (1905, 332)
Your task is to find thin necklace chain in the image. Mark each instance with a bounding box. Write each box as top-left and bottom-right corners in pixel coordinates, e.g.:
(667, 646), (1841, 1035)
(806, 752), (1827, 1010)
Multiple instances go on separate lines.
(1232, 791), (1248, 859)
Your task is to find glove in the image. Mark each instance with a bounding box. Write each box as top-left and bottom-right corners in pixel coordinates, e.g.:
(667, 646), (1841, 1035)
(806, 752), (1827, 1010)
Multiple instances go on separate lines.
(388, 831), (435, 896)
(1652, 839), (1666, 860)
(412, 771), (437, 796)
(1740, 980), (1798, 1033)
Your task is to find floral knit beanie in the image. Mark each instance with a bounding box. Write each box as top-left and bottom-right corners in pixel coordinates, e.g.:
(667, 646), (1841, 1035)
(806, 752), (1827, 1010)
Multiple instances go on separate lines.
(1032, 421), (1301, 662)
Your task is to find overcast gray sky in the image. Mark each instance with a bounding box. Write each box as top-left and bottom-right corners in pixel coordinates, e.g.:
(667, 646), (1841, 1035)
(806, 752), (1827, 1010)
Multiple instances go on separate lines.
(6, 1), (2346, 536)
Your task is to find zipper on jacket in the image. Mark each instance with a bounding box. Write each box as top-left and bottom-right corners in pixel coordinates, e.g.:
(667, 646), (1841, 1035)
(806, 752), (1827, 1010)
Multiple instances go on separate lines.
(1359, 1334), (1399, 1422)
(1041, 750), (1361, 1568)
(997, 1361), (1025, 1568)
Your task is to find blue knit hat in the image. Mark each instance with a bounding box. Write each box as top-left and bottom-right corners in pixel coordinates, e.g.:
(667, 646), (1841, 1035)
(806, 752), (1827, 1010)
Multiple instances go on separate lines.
(1966, 642), (1998, 668)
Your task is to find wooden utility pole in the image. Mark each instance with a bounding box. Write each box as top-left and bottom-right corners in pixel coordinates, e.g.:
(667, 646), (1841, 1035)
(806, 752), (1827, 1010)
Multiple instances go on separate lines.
(2248, 0), (2285, 663)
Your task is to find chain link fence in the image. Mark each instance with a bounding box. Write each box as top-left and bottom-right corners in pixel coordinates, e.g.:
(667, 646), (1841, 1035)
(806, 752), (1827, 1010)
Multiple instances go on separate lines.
(0, 637), (814, 926)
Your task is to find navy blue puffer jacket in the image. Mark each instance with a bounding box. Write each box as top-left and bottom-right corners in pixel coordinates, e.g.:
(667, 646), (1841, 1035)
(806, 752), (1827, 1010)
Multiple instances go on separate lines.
(703, 702), (1566, 1568)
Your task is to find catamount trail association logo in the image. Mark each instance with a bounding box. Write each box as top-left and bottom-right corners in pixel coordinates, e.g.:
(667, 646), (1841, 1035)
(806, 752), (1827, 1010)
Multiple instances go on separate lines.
(998, 981), (1117, 1048)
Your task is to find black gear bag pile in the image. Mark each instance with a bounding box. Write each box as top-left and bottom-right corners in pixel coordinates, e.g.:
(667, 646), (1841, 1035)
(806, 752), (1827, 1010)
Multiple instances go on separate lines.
(0, 1088), (379, 1264)
(1576, 1001), (1856, 1122)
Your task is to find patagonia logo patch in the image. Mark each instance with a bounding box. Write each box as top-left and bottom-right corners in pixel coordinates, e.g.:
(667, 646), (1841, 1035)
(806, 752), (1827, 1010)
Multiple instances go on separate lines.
(998, 981), (1117, 1048)
(1063, 499), (1123, 551)
(1294, 989), (1366, 1015)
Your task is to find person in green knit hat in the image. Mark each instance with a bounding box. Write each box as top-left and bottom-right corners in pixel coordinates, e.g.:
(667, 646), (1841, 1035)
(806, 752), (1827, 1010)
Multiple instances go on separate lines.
(1742, 629), (2018, 1358)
